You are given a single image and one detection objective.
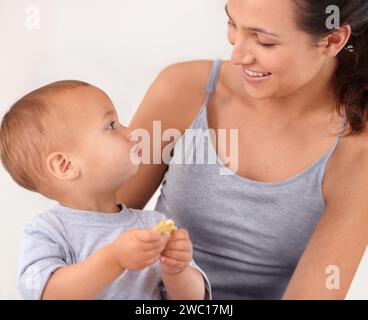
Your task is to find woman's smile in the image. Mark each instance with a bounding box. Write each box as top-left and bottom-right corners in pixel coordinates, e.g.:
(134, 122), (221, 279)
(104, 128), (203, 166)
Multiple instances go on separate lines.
(242, 66), (272, 83)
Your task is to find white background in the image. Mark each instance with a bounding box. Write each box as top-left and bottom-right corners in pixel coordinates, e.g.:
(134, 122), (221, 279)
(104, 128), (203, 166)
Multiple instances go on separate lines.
(0, 0), (366, 300)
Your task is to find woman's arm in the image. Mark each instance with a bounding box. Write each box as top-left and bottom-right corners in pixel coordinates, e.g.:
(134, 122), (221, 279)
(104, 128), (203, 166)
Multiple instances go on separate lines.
(283, 138), (368, 299)
(116, 61), (212, 209)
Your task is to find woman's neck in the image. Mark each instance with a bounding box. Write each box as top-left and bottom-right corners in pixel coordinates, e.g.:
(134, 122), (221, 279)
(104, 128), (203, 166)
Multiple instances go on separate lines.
(270, 59), (338, 118)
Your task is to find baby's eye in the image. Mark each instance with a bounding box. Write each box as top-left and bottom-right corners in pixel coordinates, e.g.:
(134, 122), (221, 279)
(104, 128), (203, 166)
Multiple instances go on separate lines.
(106, 121), (117, 130)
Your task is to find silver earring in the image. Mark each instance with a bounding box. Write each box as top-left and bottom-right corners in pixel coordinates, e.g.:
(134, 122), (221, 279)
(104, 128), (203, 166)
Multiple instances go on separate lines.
(344, 44), (354, 53)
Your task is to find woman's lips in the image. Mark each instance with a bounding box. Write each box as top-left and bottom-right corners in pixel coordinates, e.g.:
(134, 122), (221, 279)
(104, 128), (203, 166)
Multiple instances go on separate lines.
(242, 67), (272, 83)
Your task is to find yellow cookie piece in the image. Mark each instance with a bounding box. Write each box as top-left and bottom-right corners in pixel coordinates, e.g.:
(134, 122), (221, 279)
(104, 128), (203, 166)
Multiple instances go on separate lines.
(154, 219), (177, 234)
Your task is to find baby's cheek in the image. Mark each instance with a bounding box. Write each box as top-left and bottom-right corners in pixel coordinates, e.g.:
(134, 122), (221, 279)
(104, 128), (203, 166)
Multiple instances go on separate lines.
(108, 136), (129, 156)
(124, 144), (136, 163)
(93, 138), (121, 162)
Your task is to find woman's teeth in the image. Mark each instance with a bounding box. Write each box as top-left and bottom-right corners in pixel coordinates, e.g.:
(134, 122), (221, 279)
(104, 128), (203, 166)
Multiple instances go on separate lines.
(245, 69), (271, 78)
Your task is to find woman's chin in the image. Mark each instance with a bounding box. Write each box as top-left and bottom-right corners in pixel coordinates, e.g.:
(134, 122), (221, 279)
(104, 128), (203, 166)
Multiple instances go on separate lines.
(244, 86), (276, 100)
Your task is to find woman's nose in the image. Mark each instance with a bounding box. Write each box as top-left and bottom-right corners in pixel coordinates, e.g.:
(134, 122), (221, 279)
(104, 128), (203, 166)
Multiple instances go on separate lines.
(231, 37), (255, 65)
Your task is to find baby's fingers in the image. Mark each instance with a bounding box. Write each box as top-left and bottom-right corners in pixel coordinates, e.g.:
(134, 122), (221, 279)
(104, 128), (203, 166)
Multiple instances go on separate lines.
(161, 249), (191, 262)
(164, 239), (192, 252)
(170, 228), (190, 240)
(138, 229), (161, 243)
(144, 256), (159, 267)
(160, 255), (186, 270)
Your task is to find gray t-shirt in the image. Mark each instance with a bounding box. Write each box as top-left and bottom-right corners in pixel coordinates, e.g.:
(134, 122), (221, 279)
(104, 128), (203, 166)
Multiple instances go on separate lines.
(17, 204), (212, 300)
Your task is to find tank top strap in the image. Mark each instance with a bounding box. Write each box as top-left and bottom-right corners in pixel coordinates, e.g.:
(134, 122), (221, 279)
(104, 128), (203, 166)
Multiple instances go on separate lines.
(318, 116), (348, 187)
(186, 60), (222, 130)
(203, 59), (222, 108)
(327, 116), (348, 157)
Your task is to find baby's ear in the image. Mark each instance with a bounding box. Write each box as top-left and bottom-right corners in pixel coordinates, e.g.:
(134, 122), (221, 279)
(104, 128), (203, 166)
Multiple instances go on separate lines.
(46, 152), (80, 180)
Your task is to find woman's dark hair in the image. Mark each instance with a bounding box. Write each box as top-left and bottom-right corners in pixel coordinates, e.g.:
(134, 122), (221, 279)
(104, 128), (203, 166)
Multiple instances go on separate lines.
(293, 0), (368, 135)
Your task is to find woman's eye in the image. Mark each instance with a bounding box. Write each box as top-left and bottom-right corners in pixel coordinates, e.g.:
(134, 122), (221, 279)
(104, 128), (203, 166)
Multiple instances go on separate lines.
(106, 121), (116, 130)
(256, 40), (276, 48)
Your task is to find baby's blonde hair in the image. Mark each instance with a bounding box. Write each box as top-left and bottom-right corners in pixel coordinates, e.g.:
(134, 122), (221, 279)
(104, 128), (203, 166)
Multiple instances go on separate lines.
(0, 80), (89, 192)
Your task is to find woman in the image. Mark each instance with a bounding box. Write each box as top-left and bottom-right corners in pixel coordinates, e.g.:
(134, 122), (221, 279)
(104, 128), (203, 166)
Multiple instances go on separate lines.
(117, 0), (368, 299)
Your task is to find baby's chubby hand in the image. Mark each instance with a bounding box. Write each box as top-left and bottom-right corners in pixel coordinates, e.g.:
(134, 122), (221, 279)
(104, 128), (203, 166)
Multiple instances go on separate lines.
(110, 228), (170, 271)
(159, 228), (193, 276)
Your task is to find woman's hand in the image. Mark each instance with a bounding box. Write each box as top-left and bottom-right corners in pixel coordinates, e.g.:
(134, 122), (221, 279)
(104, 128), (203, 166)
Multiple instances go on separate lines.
(159, 228), (193, 275)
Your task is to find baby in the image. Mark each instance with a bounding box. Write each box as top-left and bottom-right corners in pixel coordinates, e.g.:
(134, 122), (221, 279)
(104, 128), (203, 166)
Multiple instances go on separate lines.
(0, 81), (211, 300)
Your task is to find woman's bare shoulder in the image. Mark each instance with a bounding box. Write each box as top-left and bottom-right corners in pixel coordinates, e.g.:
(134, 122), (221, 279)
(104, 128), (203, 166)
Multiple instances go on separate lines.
(337, 126), (368, 166)
(160, 60), (213, 81)
(324, 125), (368, 200)
(130, 60), (214, 132)
(118, 60), (215, 209)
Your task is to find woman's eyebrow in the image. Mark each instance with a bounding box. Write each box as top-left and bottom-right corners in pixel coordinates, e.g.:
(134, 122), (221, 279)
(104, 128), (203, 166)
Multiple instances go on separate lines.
(224, 4), (281, 38)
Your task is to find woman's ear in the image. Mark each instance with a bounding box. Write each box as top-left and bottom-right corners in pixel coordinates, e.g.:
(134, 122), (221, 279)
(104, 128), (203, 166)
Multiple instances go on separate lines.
(321, 24), (352, 57)
(46, 152), (80, 180)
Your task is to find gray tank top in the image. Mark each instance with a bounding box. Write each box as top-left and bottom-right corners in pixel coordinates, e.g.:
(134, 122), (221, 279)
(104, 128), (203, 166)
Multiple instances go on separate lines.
(155, 59), (346, 299)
